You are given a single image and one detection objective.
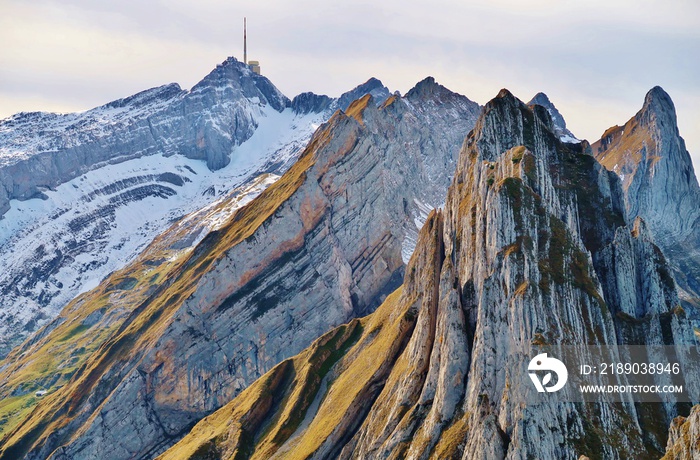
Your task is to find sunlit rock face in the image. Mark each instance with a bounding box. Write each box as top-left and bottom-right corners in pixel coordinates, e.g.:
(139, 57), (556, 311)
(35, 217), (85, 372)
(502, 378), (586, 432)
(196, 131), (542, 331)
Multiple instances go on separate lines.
(593, 86), (700, 310)
(0, 78), (480, 460)
(0, 58), (458, 360)
(154, 90), (698, 460)
(663, 405), (700, 460)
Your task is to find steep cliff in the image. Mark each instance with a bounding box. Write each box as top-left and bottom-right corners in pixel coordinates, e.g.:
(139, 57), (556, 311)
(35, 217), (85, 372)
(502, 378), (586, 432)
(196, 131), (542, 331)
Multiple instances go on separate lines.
(0, 79), (480, 459)
(527, 92), (578, 143)
(160, 90), (698, 460)
(592, 87), (700, 308)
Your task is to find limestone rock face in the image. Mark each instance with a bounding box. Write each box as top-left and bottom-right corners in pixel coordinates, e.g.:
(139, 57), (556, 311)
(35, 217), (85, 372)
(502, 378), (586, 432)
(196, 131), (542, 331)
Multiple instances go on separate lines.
(159, 89), (698, 460)
(0, 79), (479, 460)
(593, 86), (700, 308)
(527, 92), (578, 142)
(0, 65), (398, 359)
(0, 57), (301, 357)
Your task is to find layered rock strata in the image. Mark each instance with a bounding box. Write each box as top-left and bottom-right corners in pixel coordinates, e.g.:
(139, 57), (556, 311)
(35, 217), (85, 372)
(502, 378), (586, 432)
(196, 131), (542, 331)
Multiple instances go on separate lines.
(159, 90), (698, 460)
(0, 79), (479, 460)
(593, 87), (700, 309)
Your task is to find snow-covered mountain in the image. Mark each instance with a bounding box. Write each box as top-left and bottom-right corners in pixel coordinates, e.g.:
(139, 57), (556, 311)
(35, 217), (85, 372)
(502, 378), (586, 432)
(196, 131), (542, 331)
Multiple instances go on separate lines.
(0, 57), (396, 357)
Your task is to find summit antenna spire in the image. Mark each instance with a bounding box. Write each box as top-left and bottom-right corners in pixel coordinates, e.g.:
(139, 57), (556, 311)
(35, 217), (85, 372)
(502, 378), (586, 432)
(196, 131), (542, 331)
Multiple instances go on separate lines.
(242, 18), (261, 74)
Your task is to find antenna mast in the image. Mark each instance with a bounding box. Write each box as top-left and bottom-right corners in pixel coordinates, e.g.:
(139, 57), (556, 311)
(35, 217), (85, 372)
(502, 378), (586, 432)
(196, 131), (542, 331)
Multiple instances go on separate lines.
(243, 18), (248, 64)
(243, 17), (247, 65)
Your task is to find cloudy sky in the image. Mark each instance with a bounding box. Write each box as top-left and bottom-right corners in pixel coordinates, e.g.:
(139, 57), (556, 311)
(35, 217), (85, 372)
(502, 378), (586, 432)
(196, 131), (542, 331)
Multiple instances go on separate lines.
(2, 0), (699, 166)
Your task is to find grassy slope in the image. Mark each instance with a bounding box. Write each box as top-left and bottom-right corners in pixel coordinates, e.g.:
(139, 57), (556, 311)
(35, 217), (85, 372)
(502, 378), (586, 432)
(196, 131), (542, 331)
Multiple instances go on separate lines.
(0, 172), (284, 439)
(0, 108), (352, 457)
(591, 112), (658, 186)
(157, 285), (413, 460)
(158, 208), (443, 460)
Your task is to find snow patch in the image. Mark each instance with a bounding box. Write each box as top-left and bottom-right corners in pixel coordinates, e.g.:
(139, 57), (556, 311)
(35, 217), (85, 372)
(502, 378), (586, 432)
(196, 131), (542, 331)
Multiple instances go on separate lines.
(559, 134), (580, 144)
(0, 106), (325, 346)
(401, 198), (435, 263)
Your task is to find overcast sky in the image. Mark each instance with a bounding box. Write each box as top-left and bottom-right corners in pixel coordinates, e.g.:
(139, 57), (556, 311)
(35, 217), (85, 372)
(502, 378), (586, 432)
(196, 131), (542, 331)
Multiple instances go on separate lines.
(2, 0), (699, 167)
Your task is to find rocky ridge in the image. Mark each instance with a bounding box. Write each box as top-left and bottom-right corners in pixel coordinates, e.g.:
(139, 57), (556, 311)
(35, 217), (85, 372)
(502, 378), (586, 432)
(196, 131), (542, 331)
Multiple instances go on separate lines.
(527, 92), (578, 143)
(159, 89), (698, 459)
(0, 60), (397, 358)
(0, 79), (480, 459)
(290, 77), (392, 116)
(592, 86), (700, 309)
(0, 57), (287, 206)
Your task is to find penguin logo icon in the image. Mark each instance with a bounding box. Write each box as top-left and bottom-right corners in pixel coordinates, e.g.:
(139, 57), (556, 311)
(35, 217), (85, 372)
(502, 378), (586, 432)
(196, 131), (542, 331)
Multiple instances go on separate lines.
(528, 353), (568, 393)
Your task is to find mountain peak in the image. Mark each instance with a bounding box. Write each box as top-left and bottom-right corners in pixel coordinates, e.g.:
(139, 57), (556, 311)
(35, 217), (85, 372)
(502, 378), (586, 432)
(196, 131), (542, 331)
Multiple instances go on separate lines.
(190, 56), (290, 112)
(404, 76), (444, 99)
(640, 85), (677, 127)
(527, 92), (578, 143)
(644, 85), (674, 110)
(336, 77), (390, 111)
(592, 86), (700, 306)
(404, 77), (480, 121)
(495, 88), (515, 100)
(363, 76), (384, 87)
(412, 76), (437, 89)
(481, 88), (522, 115)
(290, 91), (333, 114)
(530, 91), (551, 104)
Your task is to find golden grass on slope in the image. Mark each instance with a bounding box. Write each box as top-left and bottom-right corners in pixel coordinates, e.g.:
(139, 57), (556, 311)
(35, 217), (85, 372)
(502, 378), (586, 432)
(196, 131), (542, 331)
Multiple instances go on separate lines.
(0, 174), (266, 441)
(0, 395), (37, 441)
(344, 94), (372, 125)
(592, 114), (658, 184)
(0, 255), (179, 441)
(276, 290), (412, 460)
(0, 108), (367, 459)
(428, 411), (471, 459)
(157, 286), (413, 460)
(0, 122), (344, 458)
(0, 167), (277, 441)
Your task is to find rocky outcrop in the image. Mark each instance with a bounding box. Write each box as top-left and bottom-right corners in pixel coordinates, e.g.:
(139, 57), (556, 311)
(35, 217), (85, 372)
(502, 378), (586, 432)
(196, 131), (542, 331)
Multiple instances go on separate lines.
(663, 405), (700, 459)
(0, 79), (480, 460)
(592, 86), (700, 309)
(291, 78), (391, 115)
(291, 92), (333, 114)
(159, 89), (698, 459)
(527, 92), (578, 142)
(336, 77), (391, 111)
